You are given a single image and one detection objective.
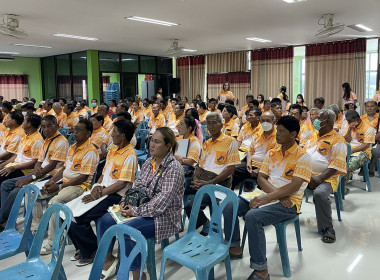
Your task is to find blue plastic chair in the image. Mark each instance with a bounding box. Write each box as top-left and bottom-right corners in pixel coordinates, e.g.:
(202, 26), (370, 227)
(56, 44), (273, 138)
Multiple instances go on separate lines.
(137, 120), (149, 131)
(89, 224), (148, 280)
(239, 178), (257, 196)
(0, 203), (72, 280)
(340, 143), (351, 200)
(159, 185), (239, 280)
(0, 185), (39, 260)
(241, 214), (302, 278)
(304, 184), (342, 221)
(67, 134), (75, 146)
(134, 129), (150, 157)
(58, 128), (69, 139)
(201, 125), (209, 143)
(377, 159), (380, 178)
(362, 160), (372, 192)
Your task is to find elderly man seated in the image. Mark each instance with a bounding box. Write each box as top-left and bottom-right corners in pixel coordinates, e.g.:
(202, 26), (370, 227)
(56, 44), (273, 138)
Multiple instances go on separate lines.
(184, 112), (240, 236)
(223, 116), (311, 280)
(305, 109), (347, 243)
(344, 110), (375, 188)
(232, 111), (276, 192)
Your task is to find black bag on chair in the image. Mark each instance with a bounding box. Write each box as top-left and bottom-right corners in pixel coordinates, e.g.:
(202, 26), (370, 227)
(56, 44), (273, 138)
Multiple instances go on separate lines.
(122, 159), (173, 207)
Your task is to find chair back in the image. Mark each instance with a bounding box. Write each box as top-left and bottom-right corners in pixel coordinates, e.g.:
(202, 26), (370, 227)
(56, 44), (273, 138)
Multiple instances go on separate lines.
(89, 224), (148, 280)
(346, 143), (351, 169)
(188, 185), (238, 245)
(58, 128), (69, 138)
(67, 133), (75, 145)
(135, 129), (150, 152)
(1, 185), (40, 257)
(27, 203), (73, 280)
(137, 120), (149, 131)
(201, 125), (208, 143)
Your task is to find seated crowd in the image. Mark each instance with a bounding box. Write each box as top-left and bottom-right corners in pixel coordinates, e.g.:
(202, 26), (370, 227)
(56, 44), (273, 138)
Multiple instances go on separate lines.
(0, 85), (379, 280)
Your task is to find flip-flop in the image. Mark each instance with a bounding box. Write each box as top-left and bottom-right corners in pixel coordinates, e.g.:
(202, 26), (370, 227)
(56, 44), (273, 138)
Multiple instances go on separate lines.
(322, 227), (336, 243)
(70, 250), (81, 261)
(76, 258), (94, 267)
(247, 272), (270, 280)
(101, 257), (119, 280)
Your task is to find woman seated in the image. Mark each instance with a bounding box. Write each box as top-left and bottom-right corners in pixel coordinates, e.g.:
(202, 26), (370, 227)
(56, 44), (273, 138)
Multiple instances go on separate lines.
(89, 113), (108, 160)
(67, 119), (137, 266)
(176, 115), (201, 194)
(98, 127), (184, 280)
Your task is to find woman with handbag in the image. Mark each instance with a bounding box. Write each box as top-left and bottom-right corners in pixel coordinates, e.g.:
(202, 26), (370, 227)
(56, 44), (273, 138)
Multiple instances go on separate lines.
(98, 127), (184, 280)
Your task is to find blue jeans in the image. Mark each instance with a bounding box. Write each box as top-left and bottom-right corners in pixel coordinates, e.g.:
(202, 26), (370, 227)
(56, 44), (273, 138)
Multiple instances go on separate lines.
(223, 199), (297, 271)
(0, 174), (32, 223)
(99, 213), (155, 271)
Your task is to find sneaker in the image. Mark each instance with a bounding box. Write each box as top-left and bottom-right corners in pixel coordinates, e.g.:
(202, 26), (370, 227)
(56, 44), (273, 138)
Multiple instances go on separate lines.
(40, 244), (52, 255)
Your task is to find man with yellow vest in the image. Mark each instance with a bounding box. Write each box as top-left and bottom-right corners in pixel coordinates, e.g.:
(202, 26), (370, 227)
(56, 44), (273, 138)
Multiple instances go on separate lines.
(306, 109), (347, 243)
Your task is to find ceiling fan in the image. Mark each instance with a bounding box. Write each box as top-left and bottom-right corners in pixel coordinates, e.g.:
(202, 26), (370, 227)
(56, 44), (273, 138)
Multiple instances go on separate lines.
(166, 39), (185, 55)
(0, 14), (28, 39)
(315, 14), (345, 38)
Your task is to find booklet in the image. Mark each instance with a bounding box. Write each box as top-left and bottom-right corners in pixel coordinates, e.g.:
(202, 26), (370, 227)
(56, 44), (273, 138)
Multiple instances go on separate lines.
(239, 189), (279, 208)
(175, 139), (190, 158)
(108, 204), (136, 224)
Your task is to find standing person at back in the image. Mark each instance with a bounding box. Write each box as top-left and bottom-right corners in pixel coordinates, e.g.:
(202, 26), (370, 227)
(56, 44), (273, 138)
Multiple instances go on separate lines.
(277, 86), (290, 112)
(342, 82), (357, 107)
(218, 82), (235, 104)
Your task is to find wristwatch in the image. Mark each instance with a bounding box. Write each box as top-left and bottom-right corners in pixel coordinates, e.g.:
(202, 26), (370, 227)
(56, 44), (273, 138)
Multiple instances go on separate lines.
(31, 175), (37, 180)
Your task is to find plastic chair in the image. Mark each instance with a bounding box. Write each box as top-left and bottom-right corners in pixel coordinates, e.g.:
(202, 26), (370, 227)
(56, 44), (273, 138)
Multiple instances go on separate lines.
(58, 128), (69, 139)
(137, 120), (149, 131)
(0, 185), (39, 260)
(239, 178), (257, 196)
(377, 159), (380, 178)
(67, 134), (75, 146)
(304, 184), (342, 221)
(159, 185), (239, 280)
(340, 143), (351, 200)
(0, 203), (73, 280)
(241, 215), (302, 278)
(89, 224), (148, 280)
(362, 160), (372, 192)
(201, 125), (209, 143)
(134, 129), (150, 157)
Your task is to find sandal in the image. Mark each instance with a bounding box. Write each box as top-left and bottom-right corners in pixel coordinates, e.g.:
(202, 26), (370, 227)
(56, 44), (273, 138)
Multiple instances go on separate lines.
(70, 250), (81, 261)
(322, 227), (336, 243)
(247, 272), (270, 280)
(76, 258), (94, 267)
(101, 257), (119, 280)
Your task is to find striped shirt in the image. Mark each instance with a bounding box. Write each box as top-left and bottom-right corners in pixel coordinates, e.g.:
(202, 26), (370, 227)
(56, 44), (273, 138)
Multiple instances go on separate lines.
(131, 153), (184, 243)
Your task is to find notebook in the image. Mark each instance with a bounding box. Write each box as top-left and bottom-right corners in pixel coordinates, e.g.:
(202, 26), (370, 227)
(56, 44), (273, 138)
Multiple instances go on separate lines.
(175, 139), (190, 158)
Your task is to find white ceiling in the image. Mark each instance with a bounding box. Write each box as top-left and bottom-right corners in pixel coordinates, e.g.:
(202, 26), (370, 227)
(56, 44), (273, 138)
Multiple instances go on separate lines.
(0, 0), (379, 58)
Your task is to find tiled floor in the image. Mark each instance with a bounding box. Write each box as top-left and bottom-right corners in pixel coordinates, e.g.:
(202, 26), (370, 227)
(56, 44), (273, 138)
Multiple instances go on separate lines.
(1, 175), (379, 279)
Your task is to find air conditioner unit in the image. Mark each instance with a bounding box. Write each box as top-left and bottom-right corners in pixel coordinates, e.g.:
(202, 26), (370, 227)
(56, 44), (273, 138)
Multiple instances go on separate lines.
(0, 55), (15, 61)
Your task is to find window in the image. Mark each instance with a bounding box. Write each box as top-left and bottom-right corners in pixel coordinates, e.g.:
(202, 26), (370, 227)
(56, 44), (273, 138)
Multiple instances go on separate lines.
(72, 52), (88, 100)
(99, 52), (120, 72)
(140, 56), (156, 73)
(301, 58), (305, 96)
(122, 54), (138, 72)
(366, 52), (378, 100)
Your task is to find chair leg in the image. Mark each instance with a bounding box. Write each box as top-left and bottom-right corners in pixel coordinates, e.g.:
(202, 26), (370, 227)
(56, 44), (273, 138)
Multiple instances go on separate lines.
(334, 193), (342, 222)
(275, 224), (291, 278)
(161, 238), (169, 250)
(195, 269), (208, 280)
(340, 176), (346, 200)
(377, 159), (380, 178)
(239, 182), (244, 196)
(363, 162), (372, 192)
(241, 225), (248, 251)
(224, 255), (233, 280)
(336, 184), (344, 211)
(159, 253), (168, 280)
(294, 218), (303, 251)
(147, 238), (157, 280)
(208, 267), (215, 280)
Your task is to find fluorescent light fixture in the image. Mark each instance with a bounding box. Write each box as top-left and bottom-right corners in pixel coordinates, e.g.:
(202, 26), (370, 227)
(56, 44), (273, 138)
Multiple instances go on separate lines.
(182, 49), (197, 52)
(52, 33), (99, 41)
(0, 51), (19, 55)
(355, 24), (373, 32)
(122, 58), (135, 61)
(246, 37), (272, 43)
(12, 43), (52, 49)
(347, 254), (363, 273)
(125, 16), (178, 26)
(283, 0), (295, 2)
